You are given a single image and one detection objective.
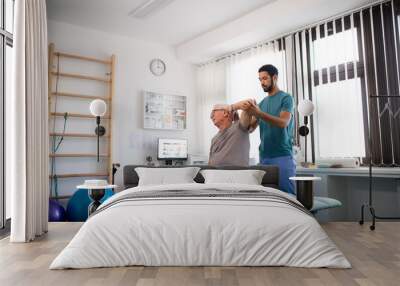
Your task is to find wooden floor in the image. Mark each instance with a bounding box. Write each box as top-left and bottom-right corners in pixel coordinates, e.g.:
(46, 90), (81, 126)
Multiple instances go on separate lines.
(0, 222), (399, 286)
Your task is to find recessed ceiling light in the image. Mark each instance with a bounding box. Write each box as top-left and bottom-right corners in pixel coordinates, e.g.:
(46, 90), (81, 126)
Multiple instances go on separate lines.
(128, 0), (175, 19)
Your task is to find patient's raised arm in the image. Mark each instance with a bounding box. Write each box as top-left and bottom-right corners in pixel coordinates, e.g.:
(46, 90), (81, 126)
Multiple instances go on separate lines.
(239, 110), (258, 132)
(230, 99), (258, 132)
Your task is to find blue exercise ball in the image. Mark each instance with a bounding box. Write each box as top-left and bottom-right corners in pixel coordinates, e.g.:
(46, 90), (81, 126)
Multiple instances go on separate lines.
(66, 188), (114, 222)
(49, 199), (66, 222)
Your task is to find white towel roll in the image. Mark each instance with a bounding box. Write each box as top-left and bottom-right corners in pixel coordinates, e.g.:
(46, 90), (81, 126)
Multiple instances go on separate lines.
(316, 158), (360, 168)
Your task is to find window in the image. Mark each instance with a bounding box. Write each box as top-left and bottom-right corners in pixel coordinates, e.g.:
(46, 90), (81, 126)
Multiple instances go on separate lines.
(313, 78), (365, 157)
(311, 26), (366, 159)
(5, 0), (13, 33)
(295, 3), (400, 166)
(313, 29), (360, 70)
(5, 43), (11, 221)
(1, 0), (14, 230)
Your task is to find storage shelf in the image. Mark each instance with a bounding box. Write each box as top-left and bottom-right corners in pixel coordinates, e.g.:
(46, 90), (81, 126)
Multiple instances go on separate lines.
(51, 92), (111, 101)
(48, 43), (115, 186)
(54, 52), (112, 65)
(51, 71), (110, 83)
(49, 172), (109, 179)
(50, 112), (110, 119)
(49, 153), (109, 158)
(49, 132), (110, 138)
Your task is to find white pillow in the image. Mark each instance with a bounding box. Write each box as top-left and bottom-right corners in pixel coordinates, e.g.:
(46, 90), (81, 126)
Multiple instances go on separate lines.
(200, 169), (266, 185)
(135, 167), (200, 186)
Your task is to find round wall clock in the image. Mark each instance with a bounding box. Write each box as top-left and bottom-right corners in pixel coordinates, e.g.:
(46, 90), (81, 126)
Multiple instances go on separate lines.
(149, 58), (166, 76)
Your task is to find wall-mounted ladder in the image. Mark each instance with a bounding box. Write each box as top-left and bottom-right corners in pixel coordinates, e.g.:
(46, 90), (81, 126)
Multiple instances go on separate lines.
(48, 43), (115, 199)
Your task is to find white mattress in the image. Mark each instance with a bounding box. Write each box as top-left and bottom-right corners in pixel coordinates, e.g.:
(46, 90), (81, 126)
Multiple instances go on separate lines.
(50, 183), (351, 269)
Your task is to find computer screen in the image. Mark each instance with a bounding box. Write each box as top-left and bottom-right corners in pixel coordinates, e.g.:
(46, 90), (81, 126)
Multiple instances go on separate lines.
(157, 138), (188, 160)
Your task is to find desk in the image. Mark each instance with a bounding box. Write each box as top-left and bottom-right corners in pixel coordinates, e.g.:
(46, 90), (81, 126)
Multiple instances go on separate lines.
(297, 167), (400, 178)
(296, 167), (400, 222)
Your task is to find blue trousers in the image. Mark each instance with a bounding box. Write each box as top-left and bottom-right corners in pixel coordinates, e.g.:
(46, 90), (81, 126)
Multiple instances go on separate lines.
(260, 155), (296, 194)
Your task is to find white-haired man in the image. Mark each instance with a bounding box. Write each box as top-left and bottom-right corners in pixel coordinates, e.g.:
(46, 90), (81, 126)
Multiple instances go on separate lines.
(209, 100), (257, 166)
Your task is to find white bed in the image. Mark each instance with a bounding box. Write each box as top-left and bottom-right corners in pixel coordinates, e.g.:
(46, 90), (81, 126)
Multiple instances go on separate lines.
(50, 183), (351, 269)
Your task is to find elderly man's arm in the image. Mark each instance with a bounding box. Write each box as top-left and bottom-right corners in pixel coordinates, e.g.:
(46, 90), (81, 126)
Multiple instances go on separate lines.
(230, 99), (258, 132)
(239, 110), (258, 132)
(248, 115), (259, 132)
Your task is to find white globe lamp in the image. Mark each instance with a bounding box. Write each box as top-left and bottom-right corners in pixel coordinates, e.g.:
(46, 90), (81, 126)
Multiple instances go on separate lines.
(89, 99), (107, 162)
(90, 99), (107, 117)
(298, 99), (315, 116)
(297, 99), (315, 167)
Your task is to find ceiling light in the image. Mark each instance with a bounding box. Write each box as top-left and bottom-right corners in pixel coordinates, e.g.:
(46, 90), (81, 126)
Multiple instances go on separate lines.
(128, 0), (175, 19)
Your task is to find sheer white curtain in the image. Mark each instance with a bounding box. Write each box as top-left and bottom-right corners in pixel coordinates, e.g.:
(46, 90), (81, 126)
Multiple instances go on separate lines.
(226, 42), (287, 163)
(196, 42), (287, 162)
(196, 60), (227, 157)
(10, 0), (49, 242)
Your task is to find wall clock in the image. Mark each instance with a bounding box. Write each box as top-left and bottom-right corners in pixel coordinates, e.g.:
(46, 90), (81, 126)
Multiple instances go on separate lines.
(149, 58), (166, 76)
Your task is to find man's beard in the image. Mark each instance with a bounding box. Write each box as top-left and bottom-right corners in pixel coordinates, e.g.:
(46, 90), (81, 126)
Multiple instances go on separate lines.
(262, 84), (273, 93)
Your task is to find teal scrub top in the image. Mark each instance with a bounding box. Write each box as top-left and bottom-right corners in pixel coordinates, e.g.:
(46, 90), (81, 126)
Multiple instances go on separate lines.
(258, 91), (294, 159)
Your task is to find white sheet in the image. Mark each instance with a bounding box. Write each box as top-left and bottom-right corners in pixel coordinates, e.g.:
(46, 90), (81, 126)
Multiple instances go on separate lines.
(50, 183), (351, 269)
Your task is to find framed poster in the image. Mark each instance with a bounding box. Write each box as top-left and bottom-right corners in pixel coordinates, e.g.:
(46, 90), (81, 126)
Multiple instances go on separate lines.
(143, 91), (186, 130)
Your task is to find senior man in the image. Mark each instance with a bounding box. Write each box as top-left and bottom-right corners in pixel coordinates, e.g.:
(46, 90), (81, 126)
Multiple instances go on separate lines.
(209, 100), (257, 166)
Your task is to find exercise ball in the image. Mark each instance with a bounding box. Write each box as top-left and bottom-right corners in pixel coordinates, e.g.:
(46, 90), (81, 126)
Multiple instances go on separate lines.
(49, 199), (66, 222)
(66, 188), (114, 222)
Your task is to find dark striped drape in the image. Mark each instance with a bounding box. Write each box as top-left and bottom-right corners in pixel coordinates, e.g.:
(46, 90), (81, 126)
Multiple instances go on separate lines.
(289, 0), (400, 166)
(361, 0), (400, 166)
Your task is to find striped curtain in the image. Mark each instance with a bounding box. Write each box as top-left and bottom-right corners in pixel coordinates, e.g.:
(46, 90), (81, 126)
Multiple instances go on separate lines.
(291, 0), (400, 166)
(361, 0), (400, 166)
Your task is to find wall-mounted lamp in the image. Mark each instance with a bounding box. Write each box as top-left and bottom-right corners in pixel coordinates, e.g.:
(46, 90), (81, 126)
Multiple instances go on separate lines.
(297, 99), (315, 167)
(90, 99), (107, 162)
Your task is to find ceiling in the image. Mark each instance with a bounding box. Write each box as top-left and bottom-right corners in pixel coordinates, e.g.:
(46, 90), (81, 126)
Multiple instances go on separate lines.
(47, 0), (378, 63)
(46, 0), (274, 46)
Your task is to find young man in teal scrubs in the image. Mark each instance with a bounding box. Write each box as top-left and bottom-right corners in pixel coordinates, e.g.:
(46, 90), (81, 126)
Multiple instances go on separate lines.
(247, 64), (296, 194)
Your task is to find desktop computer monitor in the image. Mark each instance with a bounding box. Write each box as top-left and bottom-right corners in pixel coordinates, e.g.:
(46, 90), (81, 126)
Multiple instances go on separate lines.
(157, 138), (188, 165)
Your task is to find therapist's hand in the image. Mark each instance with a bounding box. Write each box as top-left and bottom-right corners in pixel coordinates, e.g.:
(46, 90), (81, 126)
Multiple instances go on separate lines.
(231, 100), (248, 111)
(247, 101), (262, 117)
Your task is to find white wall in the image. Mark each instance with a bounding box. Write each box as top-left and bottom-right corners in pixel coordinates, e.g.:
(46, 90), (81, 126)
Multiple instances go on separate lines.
(47, 20), (200, 199)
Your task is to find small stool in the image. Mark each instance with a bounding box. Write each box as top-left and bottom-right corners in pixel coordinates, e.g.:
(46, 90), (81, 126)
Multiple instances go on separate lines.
(289, 176), (322, 210)
(289, 176), (342, 214)
(87, 189), (106, 215)
(77, 180), (118, 216)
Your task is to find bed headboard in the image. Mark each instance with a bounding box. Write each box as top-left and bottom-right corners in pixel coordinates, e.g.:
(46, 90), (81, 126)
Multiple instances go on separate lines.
(123, 165), (280, 189)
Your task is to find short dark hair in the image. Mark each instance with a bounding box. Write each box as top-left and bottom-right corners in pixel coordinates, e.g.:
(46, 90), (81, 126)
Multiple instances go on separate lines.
(258, 64), (278, 77)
